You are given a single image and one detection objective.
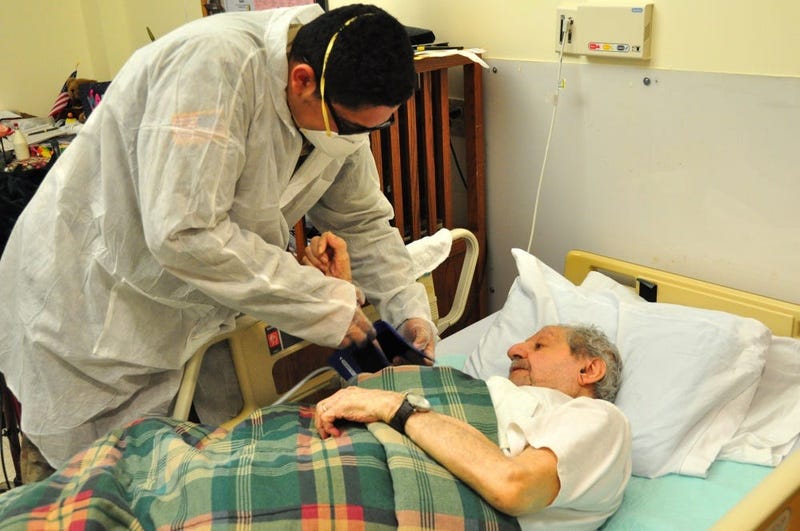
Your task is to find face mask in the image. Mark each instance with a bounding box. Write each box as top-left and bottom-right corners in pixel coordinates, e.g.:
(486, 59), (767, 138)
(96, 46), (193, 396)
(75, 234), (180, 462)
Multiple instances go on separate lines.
(300, 128), (369, 159)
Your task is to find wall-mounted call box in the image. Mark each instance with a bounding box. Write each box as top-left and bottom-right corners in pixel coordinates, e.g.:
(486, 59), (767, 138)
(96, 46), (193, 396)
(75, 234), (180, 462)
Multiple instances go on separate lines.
(556, 2), (653, 60)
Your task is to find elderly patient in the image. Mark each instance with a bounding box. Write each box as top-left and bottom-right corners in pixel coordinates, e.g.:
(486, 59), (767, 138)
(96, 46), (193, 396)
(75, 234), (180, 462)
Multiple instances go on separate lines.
(317, 323), (632, 530)
(0, 323), (629, 530)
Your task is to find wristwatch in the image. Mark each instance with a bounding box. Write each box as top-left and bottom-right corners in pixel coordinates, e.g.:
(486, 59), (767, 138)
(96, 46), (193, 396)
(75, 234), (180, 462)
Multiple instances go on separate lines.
(389, 392), (431, 434)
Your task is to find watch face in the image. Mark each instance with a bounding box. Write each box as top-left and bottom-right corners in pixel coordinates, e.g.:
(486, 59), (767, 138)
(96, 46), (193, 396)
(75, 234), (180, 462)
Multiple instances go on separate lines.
(406, 393), (431, 411)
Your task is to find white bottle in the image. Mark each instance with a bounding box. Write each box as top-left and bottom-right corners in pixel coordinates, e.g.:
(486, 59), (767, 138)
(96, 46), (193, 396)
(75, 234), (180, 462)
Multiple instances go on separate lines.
(12, 127), (30, 161)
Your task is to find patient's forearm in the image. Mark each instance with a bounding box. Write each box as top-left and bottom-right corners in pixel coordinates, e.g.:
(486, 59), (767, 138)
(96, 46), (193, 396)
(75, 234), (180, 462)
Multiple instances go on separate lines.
(315, 386), (559, 516)
(404, 411), (559, 517)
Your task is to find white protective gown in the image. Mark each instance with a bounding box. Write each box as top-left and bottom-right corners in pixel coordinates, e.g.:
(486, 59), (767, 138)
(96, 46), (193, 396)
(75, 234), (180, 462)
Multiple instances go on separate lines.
(0, 5), (430, 466)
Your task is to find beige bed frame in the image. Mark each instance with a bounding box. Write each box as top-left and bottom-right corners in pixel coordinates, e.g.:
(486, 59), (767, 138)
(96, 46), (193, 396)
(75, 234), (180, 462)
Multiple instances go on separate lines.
(563, 250), (800, 531)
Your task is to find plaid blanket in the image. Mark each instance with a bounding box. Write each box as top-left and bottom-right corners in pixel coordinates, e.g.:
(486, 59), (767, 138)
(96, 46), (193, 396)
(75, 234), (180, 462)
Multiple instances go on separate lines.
(0, 366), (519, 530)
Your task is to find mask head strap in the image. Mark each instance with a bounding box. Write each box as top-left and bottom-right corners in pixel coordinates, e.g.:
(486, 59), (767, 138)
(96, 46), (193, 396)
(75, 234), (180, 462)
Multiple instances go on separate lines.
(319, 14), (372, 136)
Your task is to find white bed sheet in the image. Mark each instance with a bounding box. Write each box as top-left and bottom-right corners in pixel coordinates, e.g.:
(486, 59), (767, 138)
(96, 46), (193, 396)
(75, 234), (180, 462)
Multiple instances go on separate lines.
(436, 312), (499, 370)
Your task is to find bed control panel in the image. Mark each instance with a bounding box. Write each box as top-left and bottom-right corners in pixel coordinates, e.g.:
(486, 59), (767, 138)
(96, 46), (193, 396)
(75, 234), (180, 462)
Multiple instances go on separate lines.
(637, 278), (658, 302)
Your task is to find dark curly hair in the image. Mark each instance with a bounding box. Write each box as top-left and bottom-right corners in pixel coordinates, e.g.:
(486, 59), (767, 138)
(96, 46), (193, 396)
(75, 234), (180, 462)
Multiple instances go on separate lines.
(289, 4), (416, 109)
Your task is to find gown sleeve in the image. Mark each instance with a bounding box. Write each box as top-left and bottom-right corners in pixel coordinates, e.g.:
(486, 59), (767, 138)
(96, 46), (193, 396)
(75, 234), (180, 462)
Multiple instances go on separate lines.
(134, 31), (357, 347)
(307, 145), (433, 329)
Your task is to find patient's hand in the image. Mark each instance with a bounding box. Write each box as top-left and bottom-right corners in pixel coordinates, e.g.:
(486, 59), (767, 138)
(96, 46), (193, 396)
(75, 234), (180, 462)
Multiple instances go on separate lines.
(314, 387), (404, 439)
(303, 231), (352, 282)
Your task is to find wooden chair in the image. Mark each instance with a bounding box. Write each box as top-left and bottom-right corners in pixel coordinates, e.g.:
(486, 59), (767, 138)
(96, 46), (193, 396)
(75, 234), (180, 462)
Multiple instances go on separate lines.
(171, 228), (478, 430)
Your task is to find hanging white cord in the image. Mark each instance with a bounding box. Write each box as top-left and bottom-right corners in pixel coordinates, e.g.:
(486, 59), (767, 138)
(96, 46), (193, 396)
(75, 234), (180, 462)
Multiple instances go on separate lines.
(526, 18), (572, 253)
(272, 366), (340, 405)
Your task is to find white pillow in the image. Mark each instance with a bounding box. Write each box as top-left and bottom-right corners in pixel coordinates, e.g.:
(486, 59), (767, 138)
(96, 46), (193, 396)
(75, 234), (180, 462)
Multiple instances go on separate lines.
(718, 335), (800, 466)
(464, 249), (770, 478)
(582, 270), (800, 468)
(406, 228), (452, 279)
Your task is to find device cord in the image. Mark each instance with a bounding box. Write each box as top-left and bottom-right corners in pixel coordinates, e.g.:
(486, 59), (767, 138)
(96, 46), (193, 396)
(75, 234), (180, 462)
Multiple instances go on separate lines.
(272, 366), (340, 406)
(526, 18), (572, 253)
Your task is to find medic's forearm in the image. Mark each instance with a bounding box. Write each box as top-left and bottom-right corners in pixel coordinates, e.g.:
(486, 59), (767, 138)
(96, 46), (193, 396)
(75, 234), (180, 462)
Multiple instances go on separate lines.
(309, 152), (430, 326)
(150, 221), (358, 346)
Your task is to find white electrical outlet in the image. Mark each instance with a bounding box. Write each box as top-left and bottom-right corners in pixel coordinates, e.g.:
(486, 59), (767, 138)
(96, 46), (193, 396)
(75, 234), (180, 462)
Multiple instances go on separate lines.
(555, 7), (579, 54)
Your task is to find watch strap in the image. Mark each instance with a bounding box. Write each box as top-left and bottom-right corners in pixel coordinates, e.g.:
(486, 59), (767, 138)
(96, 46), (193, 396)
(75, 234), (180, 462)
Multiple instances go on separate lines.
(388, 396), (416, 434)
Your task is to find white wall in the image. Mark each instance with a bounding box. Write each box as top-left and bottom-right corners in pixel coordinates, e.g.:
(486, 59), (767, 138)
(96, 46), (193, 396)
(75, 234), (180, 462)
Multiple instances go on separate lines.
(483, 61), (800, 309)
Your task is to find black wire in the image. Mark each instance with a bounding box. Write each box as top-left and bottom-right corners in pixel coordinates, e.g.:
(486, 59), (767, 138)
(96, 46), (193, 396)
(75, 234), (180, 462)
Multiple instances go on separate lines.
(0, 381), (11, 491)
(449, 139), (468, 189)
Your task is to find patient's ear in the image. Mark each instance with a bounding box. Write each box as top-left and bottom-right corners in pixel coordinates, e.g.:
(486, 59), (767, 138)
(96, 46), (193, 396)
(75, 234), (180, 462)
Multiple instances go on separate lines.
(578, 358), (606, 385)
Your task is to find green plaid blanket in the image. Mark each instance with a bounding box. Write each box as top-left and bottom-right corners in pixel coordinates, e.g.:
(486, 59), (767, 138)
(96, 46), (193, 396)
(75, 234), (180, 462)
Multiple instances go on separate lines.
(0, 366), (519, 530)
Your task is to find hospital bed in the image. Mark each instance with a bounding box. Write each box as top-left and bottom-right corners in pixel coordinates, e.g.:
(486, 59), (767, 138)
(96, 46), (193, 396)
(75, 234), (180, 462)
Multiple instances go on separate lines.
(436, 249), (800, 531)
(0, 230), (514, 530)
(1, 243), (797, 530)
(177, 242), (800, 529)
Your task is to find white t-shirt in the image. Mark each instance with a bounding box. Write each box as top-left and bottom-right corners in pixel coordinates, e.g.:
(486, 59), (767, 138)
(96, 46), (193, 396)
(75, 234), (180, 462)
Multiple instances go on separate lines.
(487, 376), (632, 530)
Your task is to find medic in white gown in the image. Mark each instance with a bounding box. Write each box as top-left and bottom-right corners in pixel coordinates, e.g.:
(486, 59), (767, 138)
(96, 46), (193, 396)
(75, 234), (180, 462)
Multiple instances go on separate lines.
(0, 4), (435, 468)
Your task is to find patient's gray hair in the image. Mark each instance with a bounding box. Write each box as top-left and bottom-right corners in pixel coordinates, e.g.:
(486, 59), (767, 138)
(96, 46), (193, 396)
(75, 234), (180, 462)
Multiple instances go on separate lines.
(561, 324), (623, 402)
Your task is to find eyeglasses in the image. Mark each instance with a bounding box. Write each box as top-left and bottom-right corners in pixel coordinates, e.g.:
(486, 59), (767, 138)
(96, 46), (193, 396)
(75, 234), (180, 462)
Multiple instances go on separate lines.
(319, 14), (395, 136)
(323, 98), (395, 136)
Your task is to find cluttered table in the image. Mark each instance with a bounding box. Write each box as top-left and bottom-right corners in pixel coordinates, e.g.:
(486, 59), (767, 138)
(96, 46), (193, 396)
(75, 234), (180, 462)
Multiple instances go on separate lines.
(1, 111), (83, 253)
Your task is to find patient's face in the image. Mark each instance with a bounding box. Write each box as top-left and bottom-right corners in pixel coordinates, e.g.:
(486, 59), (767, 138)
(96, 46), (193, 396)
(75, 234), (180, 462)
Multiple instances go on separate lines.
(506, 326), (584, 396)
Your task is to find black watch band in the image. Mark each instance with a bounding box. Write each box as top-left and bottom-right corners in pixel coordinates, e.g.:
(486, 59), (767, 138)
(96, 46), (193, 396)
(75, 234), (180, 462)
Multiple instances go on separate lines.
(388, 393), (431, 434)
(389, 398), (416, 434)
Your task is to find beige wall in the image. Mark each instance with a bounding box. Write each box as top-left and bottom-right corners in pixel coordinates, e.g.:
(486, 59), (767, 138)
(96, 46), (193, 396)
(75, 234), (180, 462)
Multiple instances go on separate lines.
(1, 0), (203, 116)
(331, 0), (800, 77)
(3, 2), (92, 116)
(3, 0), (798, 115)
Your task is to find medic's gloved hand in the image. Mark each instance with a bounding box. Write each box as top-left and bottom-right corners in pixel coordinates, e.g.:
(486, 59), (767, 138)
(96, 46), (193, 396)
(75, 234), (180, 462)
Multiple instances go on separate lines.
(303, 231), (352, 282)
(398, 318), (437, 364)
(339, 306), (376, 349)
